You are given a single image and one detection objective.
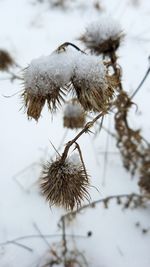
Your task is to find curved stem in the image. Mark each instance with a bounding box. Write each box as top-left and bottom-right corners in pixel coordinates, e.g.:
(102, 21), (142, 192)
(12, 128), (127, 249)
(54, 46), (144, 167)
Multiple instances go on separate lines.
(61, 193), (149, 220)
(57, 42), (86, 54)
(130, 61), (150, 100)
(60, 112), (105, 162)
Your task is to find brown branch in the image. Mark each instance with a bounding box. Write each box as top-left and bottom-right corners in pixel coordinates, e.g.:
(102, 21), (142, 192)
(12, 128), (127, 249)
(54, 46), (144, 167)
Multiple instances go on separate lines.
(56, 42), (86, 54)
(87, 114), (116, 138)
(1, 240), (33, 252)
(61, 193), (150, 220)
(60, 112), (105, 163)
(74, 142), (89, 182)
(60, 217), (68, 267)
(33, 222), (51, 249)
(0, 234), (88, 248)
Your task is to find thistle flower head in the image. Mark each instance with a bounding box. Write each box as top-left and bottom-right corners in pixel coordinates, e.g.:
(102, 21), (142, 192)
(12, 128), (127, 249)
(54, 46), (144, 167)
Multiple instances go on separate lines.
(0, 50), (14, 71)
(79, 15), (124, 55)
(63, 99), (86, 129)
(72, 54), (114, 112)
(40, 154), (90, 210)
(22, 49), (76, 121)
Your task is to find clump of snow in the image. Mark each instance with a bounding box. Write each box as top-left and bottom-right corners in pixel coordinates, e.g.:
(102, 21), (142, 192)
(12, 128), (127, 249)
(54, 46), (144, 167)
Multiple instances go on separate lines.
(24, 49), (78, 95)
(83, 15), (123, 45)
(65, 153), (82, 174)
(68, 153), (81, 165)
(64, 101), (84, 118)
(73, 53), (107, 90)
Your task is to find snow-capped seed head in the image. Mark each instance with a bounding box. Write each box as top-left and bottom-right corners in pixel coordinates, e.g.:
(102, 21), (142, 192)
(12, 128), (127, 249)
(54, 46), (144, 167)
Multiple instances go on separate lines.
(40, 154), (90, 210)
(63, 99), (86, 129)
(72, 54), (115, 112)
(0, 50), (14, 71)
(22, 49), (77, 121)
(79, 15), (124, 54)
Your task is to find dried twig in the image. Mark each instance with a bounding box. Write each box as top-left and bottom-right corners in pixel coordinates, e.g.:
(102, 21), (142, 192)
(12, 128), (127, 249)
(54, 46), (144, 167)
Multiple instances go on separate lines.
(60, 217), (68, 267)
(0, 233), (88, 248)
(130, 57), (150, 100)
(60, 112), (106, 163)
(61, 193), (150, 220)
(33, 222), (51, 248)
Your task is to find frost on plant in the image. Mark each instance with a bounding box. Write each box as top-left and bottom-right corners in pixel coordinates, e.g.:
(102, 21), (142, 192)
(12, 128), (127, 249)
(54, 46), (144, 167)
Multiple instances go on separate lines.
(22, 48), (77, 121)
(40, 154), (90, 210)
(72, 54), (115, 112)
(79, 15), (124, 55)
(63, 99), (86, 129)
(22, 43), (115, 120)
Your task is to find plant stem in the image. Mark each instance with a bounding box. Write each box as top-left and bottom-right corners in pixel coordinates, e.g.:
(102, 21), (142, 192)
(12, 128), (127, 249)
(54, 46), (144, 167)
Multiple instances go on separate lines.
(60, 112), (105, 162)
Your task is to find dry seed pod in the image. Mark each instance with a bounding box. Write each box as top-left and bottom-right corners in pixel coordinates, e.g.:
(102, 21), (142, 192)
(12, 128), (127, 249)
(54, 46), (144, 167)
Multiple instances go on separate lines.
(79, 16), (124, 55)
(40, 154), (90, 210)
(0, 50), (14, 71)
(63, 99), (86, 129)
(72, 54), (115, 112)
(22, 49), (76, 121)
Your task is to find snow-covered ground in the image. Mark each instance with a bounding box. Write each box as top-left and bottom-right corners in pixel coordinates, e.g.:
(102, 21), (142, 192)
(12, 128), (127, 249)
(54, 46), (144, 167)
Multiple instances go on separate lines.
(0, 0), (150, 266)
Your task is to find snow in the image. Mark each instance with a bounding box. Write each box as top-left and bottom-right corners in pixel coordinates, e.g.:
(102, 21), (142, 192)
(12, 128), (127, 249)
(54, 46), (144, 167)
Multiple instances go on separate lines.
(73, 54), (107, 90)
(0, 0), (150, 266)
(67, 153), (81, 166)
(24, 49), (78, 94)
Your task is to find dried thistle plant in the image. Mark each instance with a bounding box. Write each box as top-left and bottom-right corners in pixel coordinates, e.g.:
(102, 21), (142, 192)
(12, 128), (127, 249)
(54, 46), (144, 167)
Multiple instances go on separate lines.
(63, 99), (86, 129)
(40, 154), (90, 210)
(139, 176), (150, 196)
(22, 80), (65, 121)
(114, 91), (141, 174)
(0, 50), (14, 71)
(138, 148), (150, 195)
(79, 16), (124, 56)
(22, 42), (115, 120)
(50, 0), (66, 7)
(114, 80), (150, 195)
(40, 241), (88, 267)
(22, 48), (76, 120)
(72, 54), (116, 112)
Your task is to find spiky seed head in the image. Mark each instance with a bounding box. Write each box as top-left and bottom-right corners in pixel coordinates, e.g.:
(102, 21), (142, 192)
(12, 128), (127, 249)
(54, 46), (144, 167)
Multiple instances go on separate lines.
(72, 54), (115, 112)
(63, 99), (86, 129)
(79, 16), (124, 55)
(40, 154), (90, 210)
(22, 49), (76, 121)
(0, 50), (14, 71)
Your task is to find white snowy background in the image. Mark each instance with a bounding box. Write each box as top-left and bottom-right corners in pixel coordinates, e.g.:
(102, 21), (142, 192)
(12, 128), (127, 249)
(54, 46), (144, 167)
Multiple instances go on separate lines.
(0, 0), (150, 266)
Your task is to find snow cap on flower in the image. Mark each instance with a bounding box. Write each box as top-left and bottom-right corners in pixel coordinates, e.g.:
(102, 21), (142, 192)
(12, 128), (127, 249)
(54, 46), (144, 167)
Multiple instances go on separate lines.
(0, 50), (14, 71)
(40, 154), (90, 210)
(63, 98), (86, 129)
(79, 15), (124, 54)
(22, 48), (77, 121)
(72, 54), (114, 112)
